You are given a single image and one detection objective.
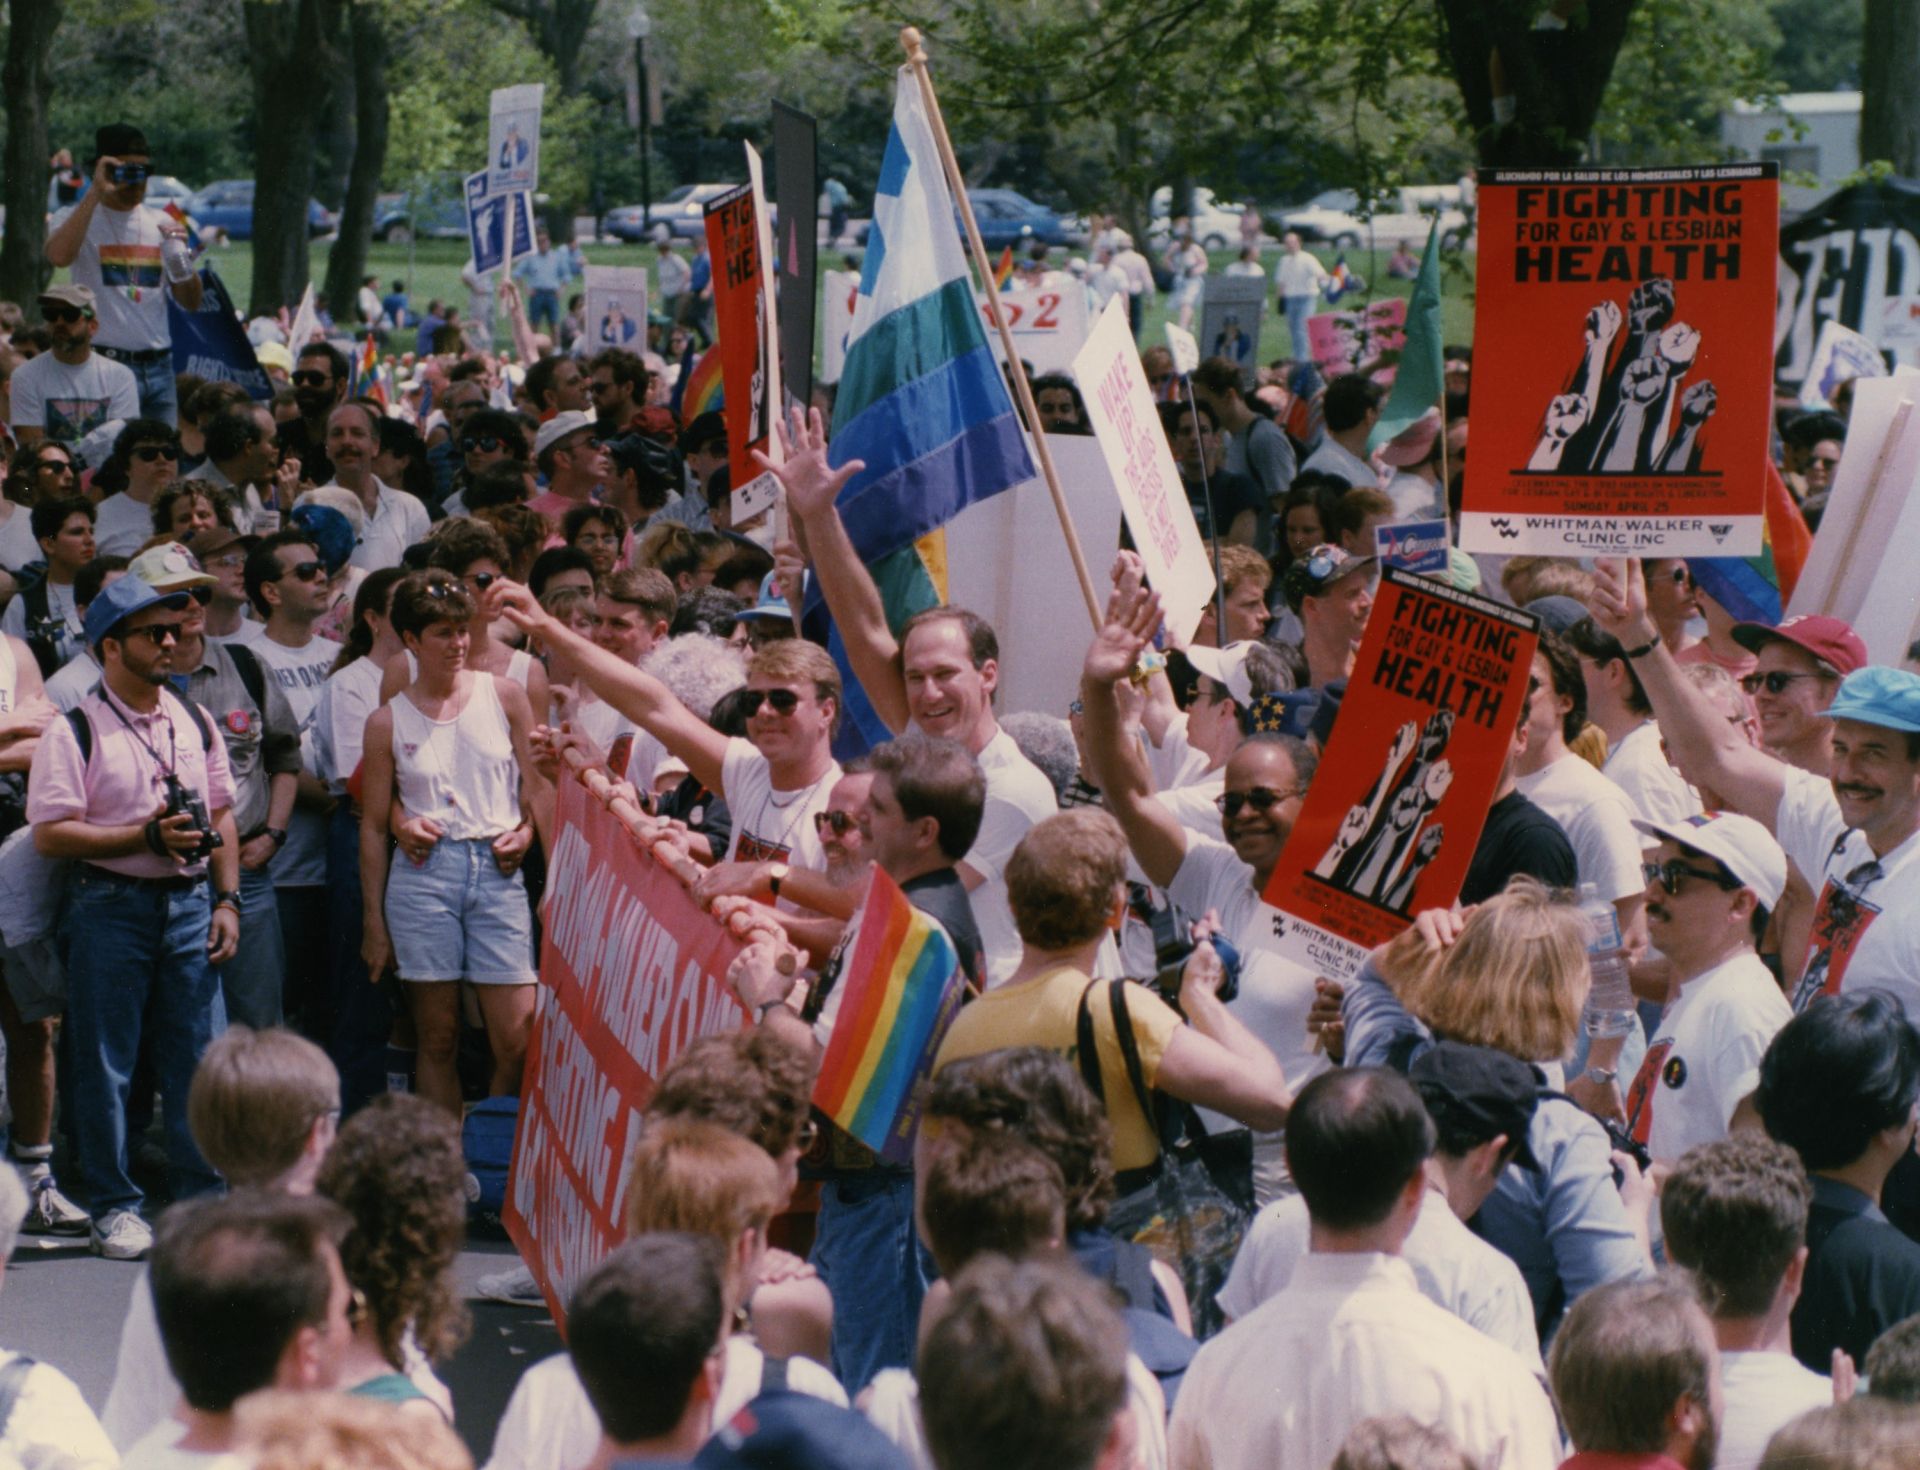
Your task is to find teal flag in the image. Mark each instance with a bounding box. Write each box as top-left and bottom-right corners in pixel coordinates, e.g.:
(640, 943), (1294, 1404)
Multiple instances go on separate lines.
(1369, 220), (1444, 452)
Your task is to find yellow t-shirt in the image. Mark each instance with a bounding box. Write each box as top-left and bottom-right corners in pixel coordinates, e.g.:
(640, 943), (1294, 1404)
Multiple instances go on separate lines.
(933, 967), (1184, 1172)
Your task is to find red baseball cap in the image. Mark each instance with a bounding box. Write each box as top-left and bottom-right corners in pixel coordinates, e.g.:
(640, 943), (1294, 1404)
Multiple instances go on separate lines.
(1730, 613), (1868, 676)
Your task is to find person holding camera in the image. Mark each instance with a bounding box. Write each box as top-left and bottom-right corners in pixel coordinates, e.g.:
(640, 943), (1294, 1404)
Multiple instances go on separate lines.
(43, 123), (204, 427)
(26, 574), (241, 1261)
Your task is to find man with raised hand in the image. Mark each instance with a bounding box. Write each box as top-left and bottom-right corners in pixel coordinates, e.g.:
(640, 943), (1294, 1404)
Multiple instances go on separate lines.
(761, 406), (1057, 988)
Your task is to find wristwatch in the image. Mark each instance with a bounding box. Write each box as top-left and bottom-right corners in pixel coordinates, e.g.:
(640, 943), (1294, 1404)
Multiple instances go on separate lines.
(1584, 1066), (1619, 1086)
(264, 826), (289, 849)
(213, 889), (243, 914)
(768, 861), (790, 899)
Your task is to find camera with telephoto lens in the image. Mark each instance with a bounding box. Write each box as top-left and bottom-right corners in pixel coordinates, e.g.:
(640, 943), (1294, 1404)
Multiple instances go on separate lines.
(162, 773), (221, 862)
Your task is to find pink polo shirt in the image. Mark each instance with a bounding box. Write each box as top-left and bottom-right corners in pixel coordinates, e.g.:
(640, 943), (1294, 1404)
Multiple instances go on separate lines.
(27, 687), (236, 879)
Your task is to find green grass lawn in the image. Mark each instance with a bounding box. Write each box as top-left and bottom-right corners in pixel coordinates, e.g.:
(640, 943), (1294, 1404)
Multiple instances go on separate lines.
(119, 235), (1477, 367)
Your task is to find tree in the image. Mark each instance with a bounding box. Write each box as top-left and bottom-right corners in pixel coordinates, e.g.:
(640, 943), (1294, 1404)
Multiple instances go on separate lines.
(1860, 0), (1920, 176)
(242, 0), (347, 316)
(323, 1), (392, 318)
(484, 0), (598, 94)
(1, 0), (66, 318)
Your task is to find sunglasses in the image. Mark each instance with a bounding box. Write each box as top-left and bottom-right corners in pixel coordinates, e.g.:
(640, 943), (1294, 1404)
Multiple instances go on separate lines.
(465, 571), (501, 592)
(814, 809), (860, 836)
(1740, 670), (1830, 696)
(122, 622), (184, 646)
(42, 306), (91, 325)
(186, 586), (213, 607)
(132, 445), (179, 462)
(1215, 786), (1303, 818)
(35, 458), (73, 476)
(291, 370), (332, 388)
(278, 559), (326, 583)
(740, 688), (803, 717)
(1642, 859), (1737, 896)
(460, 435), (505, 454)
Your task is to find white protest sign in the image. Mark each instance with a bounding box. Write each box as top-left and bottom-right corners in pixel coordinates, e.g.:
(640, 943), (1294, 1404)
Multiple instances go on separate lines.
(1073, 295), (1215, 641)
(1164, 322), (1200, 375)
(1197, 274), (1267, 388)
(978, 284), (1091, 376)
(583, 266), (649, 352)
(1882, 296), (1920, 351)
(1786, 376), (1920, 663)
(821, 270), (859, 384)
(489, 84), (544, 197)
(731, 469), (780, 527)
(287, 283), (318, 351)
(1801, 318), (1888, 408)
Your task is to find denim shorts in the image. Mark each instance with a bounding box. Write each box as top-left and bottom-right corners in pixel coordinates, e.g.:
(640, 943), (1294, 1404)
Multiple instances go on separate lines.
(385, 836), (536, 985)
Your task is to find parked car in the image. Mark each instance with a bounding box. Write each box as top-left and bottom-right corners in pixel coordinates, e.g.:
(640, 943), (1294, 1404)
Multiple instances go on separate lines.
(141, 175), (199, 213)
(1275, 186), (1467, 248)
(967, 188), (1070, 251)
(373, 179), (468, 244)
(1147, 187), (1251, 251)
(603, 183), (741, 243)
(188, 179), (337, 241)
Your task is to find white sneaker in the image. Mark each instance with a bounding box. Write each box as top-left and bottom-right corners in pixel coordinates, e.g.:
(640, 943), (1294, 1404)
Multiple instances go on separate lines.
(20, 1174), (90, 1236)
(476, 1263), (544, 1305)
(91, 1209), (153, 1261)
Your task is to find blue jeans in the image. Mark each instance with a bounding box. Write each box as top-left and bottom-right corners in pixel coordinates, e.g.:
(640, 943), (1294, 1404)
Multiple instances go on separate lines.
(809, 1172), (930, 1394)
(326, 803), (394, 1116)
(109, 352), (178, 426)
(1284, 295), (1315, 361)
(527, 288), (560, 334)
(216, 863), (285, 1029)
(59, 868), (225, 1215)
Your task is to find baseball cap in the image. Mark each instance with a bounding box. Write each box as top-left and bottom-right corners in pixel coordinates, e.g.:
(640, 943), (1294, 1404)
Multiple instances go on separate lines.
(1378, 407), (1441, 467)
(1631, 811), (1789, 910)
(1408, 1040), (1543, 1171)
(693, 1391), (913, 1470)
(1822, 666), (1920, 735)
(255, 341), (294, 375)
(93, 123), (149, 161)
(1730, 613), (1867, 677)
(38, 283), (96, 314)
(127, 542), (215, 594)
(1186, 641), (1259, 708)
(84, 575), (189, 649)
(735, 572), (797, 624)
(1524, 595), (1591, 636)
(185, 525), (256, 564)
(1281, 543), (1375, 614)
(679, 410), (728, 456)
(533, 410), (597, 460)
(289, 503), (355, 575)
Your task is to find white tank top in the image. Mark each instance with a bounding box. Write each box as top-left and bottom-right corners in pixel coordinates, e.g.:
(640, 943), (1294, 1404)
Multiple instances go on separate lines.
(390, 673), (521, 840)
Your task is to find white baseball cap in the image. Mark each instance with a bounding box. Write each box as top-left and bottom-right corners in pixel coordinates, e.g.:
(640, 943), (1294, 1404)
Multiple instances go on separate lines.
(1184, 641), (1259, 709)
(1631, 811), (1788, 910)
(533, 409), (597, 460)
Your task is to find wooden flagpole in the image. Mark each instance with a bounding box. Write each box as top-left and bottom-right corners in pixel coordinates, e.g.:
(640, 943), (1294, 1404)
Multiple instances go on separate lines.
(900, 26), (1103, 630)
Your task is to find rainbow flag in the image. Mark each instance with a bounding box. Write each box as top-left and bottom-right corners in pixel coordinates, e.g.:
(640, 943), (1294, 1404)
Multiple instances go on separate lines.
(679, 343), (725, 421)
(1687, 463), (1814, 626)
(1323, 253), (1361, 304)
(993, 245), (1014, 289)
(161, 201), (204, 255)
(348, 333), (379, 401)
(812, 867), (967, 1163)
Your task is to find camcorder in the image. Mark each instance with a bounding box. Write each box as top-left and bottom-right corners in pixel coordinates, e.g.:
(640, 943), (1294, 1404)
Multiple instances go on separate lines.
(108, 162), (150, 187)
(159, 772), (222, 863)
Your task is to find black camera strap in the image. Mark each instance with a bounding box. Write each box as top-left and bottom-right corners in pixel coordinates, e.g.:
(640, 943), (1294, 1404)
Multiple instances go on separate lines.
(98, 685), (179, 782)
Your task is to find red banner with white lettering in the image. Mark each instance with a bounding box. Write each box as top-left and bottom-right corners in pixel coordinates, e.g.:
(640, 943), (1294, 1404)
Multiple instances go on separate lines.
(704, 183), (775, 487)
(504, 776), (749, 1326)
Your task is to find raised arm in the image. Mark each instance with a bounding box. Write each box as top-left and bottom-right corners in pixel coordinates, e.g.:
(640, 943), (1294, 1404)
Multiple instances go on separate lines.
(489, 580), (729, 792)
(1589, 557), (1788, 829)
(758, 406), (911, 735)
(1080, 576), (1192, 890)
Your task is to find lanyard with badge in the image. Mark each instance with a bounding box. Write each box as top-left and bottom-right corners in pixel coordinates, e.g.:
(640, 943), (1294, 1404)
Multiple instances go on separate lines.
(101, 686), (221, 862)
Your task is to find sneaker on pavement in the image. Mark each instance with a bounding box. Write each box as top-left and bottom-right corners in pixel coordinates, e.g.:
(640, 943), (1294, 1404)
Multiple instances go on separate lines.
(21, 1175), (90, 1236)
(92, 1209), (153, 1261)
(476, 1263), (544, 1305)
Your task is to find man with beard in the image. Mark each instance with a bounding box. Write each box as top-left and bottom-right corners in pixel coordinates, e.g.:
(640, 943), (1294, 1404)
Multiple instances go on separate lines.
(277, 344), (348, 489)
(1548, 1277), (1721, 1470)
(9, 285), (139, 447)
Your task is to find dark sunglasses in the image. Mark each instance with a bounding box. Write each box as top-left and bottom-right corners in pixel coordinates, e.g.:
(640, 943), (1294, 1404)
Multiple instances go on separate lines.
(41, 306), (91, 325)
(1740, 670), (1828, 696)
(740, 688), (803, 717)
(34, 457), (73, 476)
(291, 370), (332, 388)
(1215, 786), (1303, 818)
(186, 586), (213, 607)
(132, 444), (179, 462)
(814, 809), (859, 836)
(278, 559), (326, 583)
(465, 571), (501, 592)
(123, 622), (183, 646)
(1642, 859), (1737, 896)
(460, 435), (504, 454)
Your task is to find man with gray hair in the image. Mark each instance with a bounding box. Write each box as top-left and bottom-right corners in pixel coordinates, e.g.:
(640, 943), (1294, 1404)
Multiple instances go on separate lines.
(0, 1164), (118, 1467)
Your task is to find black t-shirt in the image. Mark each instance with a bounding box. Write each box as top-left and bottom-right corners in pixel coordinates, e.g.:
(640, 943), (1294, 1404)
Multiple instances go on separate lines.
(277, 415), (335, 489)
(1183, 468), (1264, 543)
(903, 865), (985, 990)
(1792, 1178), (1920, 1371)
(1460, 789), (1577, 905)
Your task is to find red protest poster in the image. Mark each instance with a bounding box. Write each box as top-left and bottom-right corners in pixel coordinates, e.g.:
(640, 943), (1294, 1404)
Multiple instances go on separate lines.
(1260, 567), (1538, 979)
(505, 777), (748, 1327)
(703, 183), (775, 485)
(1460, 164), (1779, 560)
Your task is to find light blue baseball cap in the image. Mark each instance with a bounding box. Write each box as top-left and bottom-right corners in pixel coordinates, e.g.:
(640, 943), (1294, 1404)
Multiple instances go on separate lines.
(1822, 666), (1920, 734)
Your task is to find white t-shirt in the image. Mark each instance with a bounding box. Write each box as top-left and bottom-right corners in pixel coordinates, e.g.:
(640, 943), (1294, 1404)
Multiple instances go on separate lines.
(1715, 1350), (1832, 1470)
(311, 654), (384, 791)
(1601, 720), (1701, 828)
(0, 506), (41, 573)
(1273, 251), (1330, 298)
(0, 1347), (117, 1470)
(1515, 752), (1646, 903)
(333, 480), (432, 572)
(719, 736), (839, 873)
(1168, 835), (1330, 1201)
(964, 727), (1059, 988)
(1217, 1188), (1541, 1369)
(9, 350), (140, 444)
(483, 1335), (846, 1470)
(1776, 765), (1920, 1016)
(120, 1418), (244, 1470)
(1624, 951), (1789, 1164)
(1301, 438), (1378, 491)
(55, 202), (174, 351)
(94, 492), (160, 557)
(248, 630), (344, 886)
(2, 580), (76, 641)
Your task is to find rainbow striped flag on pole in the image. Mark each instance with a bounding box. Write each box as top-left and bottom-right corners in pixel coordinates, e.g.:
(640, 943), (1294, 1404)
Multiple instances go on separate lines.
(812, 867), (968, 1163)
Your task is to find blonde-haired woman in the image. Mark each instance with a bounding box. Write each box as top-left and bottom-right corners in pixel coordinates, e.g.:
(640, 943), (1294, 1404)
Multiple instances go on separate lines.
(1341, 878), (1653, 1342)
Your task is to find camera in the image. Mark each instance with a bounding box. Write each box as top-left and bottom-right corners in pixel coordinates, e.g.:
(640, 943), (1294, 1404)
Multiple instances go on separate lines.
(1153, 932), (1244, 1008)
(162, 773), (222, 862)
(109, 163), (149, 187)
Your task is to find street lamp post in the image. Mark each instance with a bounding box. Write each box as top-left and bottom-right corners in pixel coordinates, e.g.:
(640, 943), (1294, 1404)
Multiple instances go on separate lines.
(626, 5), (654, 235)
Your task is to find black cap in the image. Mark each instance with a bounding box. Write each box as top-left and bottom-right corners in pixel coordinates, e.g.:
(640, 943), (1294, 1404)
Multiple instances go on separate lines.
(678, 409), (727, 456)
(93, 123), (149, 162)
(1408, 1040), (1543, 1171)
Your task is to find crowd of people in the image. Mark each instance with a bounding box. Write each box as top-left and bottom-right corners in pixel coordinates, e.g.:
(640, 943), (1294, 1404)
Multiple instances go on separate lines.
(1, 119), (1918, 1470)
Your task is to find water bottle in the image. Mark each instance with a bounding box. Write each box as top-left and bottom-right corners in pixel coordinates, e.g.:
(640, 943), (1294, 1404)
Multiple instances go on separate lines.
(160, 232), (196, 285)
(1580, 882), (1636, 1040)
